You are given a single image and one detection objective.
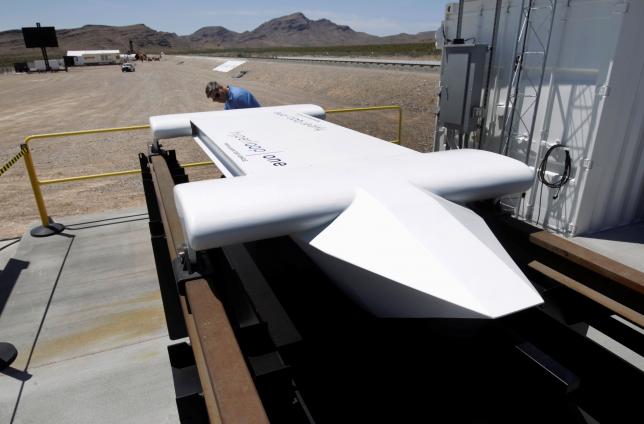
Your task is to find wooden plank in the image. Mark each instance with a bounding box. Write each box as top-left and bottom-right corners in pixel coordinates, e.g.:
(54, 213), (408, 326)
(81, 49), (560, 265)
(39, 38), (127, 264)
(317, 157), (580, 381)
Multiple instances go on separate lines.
(528, 260), (644, 328)
(186, 279), (270, 424)
(530, 231), (644, 295)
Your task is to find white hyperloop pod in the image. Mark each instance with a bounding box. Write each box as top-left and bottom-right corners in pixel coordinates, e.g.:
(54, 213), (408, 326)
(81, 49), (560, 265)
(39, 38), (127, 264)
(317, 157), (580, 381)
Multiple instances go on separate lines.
(150, 105), (543, 319)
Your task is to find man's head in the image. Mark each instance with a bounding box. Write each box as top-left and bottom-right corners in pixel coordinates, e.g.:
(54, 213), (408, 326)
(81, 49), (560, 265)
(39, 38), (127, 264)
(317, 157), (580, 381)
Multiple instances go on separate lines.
(205, 81), (227, 103)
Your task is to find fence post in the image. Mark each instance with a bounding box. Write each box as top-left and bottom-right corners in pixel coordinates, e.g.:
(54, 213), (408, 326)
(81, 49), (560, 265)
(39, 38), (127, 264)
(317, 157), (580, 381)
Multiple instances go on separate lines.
(397, 107), (403, 145)
(21, 142), (65, 237)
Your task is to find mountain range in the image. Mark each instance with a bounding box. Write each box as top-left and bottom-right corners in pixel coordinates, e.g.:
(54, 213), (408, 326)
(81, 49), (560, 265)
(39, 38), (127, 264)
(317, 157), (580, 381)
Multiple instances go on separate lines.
(0, 13), (435, 56)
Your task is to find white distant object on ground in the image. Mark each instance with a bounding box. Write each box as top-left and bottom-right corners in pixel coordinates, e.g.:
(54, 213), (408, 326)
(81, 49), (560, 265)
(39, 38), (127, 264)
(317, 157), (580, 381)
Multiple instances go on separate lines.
(66, 50), (120, 65)
(121, 63), (135, 72)
(28, 59), (65, 71)
(213, 60), (247, 72)
(150, 106), (542, 319)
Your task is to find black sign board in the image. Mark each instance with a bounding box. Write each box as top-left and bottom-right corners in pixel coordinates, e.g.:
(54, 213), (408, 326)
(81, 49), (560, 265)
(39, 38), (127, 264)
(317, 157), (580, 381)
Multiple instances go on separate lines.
(22, 26), (58, 48)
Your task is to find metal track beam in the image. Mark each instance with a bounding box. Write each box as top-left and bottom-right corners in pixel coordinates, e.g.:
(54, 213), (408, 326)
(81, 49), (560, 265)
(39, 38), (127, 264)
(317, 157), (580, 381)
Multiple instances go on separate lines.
(146, 151), (269, 424)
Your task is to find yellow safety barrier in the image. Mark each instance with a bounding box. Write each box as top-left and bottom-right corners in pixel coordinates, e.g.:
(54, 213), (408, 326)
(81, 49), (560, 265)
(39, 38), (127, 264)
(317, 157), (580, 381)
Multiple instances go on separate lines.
(22, 125), (152, 229)
(0, 145), (28, 177)
(325, 105), (402, 144)
(182, 161), (215, 169)
(21, 105), (403, 230)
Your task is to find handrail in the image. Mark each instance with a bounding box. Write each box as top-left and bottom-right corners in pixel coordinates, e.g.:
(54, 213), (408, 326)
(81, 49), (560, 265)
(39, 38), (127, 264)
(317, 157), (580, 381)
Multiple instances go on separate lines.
(23, 125), (151, 146)
(39, 169), (143, 185)
(20, 105), (403, 229)
(22, 125), (152, 228)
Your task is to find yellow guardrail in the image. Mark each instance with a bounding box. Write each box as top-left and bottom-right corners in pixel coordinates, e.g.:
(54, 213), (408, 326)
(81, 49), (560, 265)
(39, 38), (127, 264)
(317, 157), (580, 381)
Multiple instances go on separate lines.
(326, 105), (402, 144)
(23, 125), (152, 228)
(21, 105), (403, 229)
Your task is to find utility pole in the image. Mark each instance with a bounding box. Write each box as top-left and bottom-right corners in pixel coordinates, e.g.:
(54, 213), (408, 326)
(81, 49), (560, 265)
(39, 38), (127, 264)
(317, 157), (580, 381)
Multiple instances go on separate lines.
(37, 22), (51, 71)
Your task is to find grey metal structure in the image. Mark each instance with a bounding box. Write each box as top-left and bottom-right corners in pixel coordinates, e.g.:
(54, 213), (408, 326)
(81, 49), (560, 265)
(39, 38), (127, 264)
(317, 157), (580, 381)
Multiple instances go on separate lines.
(438, 44), (488, 135)
(438, 0), (644, 237)
(499, 0), (557, 160)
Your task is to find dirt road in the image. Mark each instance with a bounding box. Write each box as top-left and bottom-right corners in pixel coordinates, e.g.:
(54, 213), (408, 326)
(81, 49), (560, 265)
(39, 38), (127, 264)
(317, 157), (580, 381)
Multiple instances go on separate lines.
(0, 56), (438, 238)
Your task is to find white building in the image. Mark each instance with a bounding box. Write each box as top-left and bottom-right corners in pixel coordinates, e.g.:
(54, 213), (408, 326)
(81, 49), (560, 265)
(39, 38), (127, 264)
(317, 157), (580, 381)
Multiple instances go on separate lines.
(437, 0), (644, 237)
(119, 53), (136, 62)
(66, 50), (120, 65)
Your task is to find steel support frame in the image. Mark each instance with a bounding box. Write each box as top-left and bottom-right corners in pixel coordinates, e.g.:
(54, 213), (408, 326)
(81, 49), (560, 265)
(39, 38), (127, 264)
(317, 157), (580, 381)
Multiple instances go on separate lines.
(477, 206), (644, 423)
(143, 149), (268, 423)
(142, 148), (317, 423)
(141, 150), (643, 422)
(139, 153), (187, 340)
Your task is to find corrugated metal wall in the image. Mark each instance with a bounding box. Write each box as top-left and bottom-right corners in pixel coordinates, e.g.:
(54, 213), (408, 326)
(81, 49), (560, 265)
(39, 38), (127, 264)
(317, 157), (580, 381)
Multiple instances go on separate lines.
(573, 0), (644, 234)
(440, 0), (643, 236)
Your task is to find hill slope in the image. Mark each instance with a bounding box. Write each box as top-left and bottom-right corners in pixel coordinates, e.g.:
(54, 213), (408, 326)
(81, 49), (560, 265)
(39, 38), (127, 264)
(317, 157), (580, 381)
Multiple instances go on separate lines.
(0, 13), (435, 56)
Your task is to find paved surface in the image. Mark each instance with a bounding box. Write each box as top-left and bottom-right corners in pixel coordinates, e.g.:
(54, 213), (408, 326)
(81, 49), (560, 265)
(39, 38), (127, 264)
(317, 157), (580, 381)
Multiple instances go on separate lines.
(0, 208), (179, 423)
(275, 56), (441, 67)
(0, 239), (20, 272)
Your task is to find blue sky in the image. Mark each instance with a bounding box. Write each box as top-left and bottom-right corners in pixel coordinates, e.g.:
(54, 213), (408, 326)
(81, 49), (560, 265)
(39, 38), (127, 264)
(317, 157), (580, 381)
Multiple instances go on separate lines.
(2, 0), (453, 36)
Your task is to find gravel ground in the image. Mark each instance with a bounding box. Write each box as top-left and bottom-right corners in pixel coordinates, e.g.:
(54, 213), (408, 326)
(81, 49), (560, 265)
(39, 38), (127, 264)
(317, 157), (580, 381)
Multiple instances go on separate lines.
(0, 56), (439, 238)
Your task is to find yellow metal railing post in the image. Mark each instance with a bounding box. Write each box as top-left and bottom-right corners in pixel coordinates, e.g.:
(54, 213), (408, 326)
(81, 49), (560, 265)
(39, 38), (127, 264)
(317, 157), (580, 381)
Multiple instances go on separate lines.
(21, 142), (65, 236)
(21, 143), (48, 227)
(398, 107), (403, 145)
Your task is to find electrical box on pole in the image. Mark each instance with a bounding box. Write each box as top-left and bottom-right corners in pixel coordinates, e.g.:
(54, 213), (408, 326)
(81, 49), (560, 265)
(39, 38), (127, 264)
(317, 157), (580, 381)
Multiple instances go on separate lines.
(438, 44), (488, 133)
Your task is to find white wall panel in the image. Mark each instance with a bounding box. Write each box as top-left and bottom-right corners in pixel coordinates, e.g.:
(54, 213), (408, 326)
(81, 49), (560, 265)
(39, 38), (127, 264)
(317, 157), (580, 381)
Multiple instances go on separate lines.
(441, 0), (643, 235)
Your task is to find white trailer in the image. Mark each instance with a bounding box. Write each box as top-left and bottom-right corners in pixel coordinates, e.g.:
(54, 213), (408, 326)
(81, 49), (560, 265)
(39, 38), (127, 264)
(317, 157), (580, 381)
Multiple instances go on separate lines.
(66, 50), (120, 65)
(436, 0), (644, 237)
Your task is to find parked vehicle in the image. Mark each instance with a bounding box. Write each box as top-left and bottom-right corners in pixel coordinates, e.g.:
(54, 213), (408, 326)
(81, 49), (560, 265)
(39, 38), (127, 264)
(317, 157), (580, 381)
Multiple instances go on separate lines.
(121, 63), (135, 72)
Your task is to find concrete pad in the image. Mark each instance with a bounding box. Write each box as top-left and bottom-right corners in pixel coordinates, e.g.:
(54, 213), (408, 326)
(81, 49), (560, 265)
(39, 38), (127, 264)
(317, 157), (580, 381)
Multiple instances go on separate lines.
(58, 207), (148, 228)
(4, 337), (178, 424)
(0, 289), (52, 370)
(0, 238), (20, 271)
(0, 208), (179, 422)
(0, 370), (22, 423)
(56, 220), (155, 289)
(4, 232), (73, 296)
(30, 270), (167, 368)
(0, 232), (73, 370)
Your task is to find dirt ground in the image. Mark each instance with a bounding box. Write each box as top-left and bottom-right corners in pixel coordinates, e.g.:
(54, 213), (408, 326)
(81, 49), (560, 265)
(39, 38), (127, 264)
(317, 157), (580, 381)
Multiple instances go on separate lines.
(0, 56), (439, 238)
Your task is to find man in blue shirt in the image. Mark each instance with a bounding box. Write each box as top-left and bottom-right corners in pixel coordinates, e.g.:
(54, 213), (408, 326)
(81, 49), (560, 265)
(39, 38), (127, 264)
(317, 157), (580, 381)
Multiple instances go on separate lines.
(205, 81), (261, 110)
